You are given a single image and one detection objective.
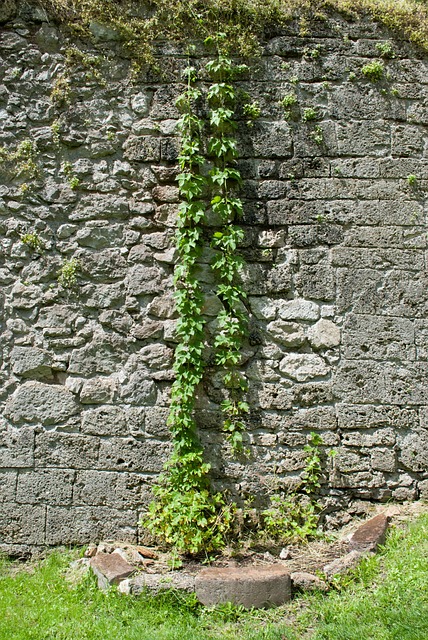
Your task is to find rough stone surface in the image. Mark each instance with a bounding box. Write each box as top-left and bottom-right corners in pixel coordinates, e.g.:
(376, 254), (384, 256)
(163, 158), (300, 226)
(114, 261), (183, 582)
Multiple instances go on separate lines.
(291, 572), (328, 592)
(349, 513), (389, 551)
(0, 4), (427, 550)
(90, 552), (135, 589)
(323, 550), (368, 577)
(195, 565), (291, 608)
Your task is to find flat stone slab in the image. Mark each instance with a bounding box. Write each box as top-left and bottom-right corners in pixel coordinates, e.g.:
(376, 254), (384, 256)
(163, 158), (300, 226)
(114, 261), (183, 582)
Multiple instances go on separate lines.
(90, 552), (135, 589)
(323, 550), (366, 577)
(119, 572), (196, 595)
(349, 513), (389, 551)
(195, 565), (291, 609)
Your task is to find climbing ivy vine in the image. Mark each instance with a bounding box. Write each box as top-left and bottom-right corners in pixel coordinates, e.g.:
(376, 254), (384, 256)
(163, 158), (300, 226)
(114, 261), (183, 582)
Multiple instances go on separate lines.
(143, 37), (250, 555)
(205, 35), (249, 455)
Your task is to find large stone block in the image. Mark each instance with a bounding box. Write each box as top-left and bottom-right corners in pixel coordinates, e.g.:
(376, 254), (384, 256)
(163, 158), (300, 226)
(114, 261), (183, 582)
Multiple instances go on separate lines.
(10, 347), (53, 380)
(73, 470), (151, 509)
(45, 506), (137, 545)
(16, 469), (74, 505)
(81, 406), (127, 436)
(5, 382), (79, 426)
(68, 335), (126, 376)
(0, 503), (46, 544)
(195, 565), (291, 608)
(98, 437), (170, 473)
(35, 432), (99, 469)
(0, 426), (34, 467)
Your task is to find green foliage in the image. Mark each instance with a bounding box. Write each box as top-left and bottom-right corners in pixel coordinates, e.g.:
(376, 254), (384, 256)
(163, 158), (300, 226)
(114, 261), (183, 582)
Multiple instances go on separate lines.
(281, 92), (298, 119)
(62, 161), (80, 189)
(0, 139), (39, 180)
(50, 75), (72, 106)
(58, 258), (80, 288)
(145, 40), (250, 555)
(361, 59), (384, 82)
(21, 232), (44, 253)
(242, 100), (261, 127)
(302, 106), (319, 121)
(376, 40), (395, 58)
(309, 124), (324, 145)
(37, 0), (428, 65)
(260, 433), (327, 543)
(407, 173), (417, 186)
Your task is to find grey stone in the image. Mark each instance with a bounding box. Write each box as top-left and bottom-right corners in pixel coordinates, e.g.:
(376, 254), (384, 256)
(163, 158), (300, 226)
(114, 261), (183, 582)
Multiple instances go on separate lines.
(398, 431), (428, 472)
(35, 432), (98, 469)
(68, 336), (125, 376)
(195, 565), (291, 608)
(279, 354), (329, 382)
(73, 470), (150, 509)
(308, 320), (341, 349)
(10, 347), (53, 380)
(98, 437), (170, 473)
(5, 382), (79, 425)
(277, 298), (319, 321)
(81, 406), (127, 436)
(45, 506), (137, 545)
(80, 377), (117, 404)
(266, 320), (306, 347)
(16, 470), (74, 506)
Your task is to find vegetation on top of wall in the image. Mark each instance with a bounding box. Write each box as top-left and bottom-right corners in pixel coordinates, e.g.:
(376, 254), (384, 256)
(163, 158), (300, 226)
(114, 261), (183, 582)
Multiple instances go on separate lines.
(38, 0), (428, 60)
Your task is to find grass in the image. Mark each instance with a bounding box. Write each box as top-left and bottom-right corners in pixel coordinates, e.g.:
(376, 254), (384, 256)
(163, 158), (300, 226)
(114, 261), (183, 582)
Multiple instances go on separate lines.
(0, 513), (427, 640)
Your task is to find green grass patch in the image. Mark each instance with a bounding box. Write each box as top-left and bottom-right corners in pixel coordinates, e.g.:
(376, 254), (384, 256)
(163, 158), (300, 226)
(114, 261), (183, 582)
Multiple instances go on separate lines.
(0, 513), (427, 639)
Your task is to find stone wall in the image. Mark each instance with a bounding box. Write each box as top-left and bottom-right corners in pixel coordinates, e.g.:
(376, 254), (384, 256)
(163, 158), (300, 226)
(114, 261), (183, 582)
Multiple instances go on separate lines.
(1, 1), (428, 553)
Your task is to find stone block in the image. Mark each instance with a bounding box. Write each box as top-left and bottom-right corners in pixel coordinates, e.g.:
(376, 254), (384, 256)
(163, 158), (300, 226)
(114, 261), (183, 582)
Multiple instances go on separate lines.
(266, 320), (306, 347)
(16, 469), (74, 505)
(349, 513), (389, 551)
(35, 432), (99, 469)
(125, 265), (163, 295)
(295, 264), (336, 301)
(250, 122), (293, 159)
(0, 471), (17, 502)
(195, 565), (291, 608)
(5, 382), (79, 426)
(279, 353), (329, 382)
(73, 470), (150, 509)
(45, 506), (137, 545)
(336, 121), (390, 157)
(397, 430), (428, 472)
(277, 298), (319, 321)
(68, 335), (125, 376)
(0, 427), (34, 467)
(10, 347), (53, 380)
(308, 320), (341, 349)
(337, 404), (418, 430)
(81, 406), (127, 436)
(98, 437), (170, 473)
(0, 503), (46, 545)
(90, 553), (135, 589)
(80, 377), (117, 404)
(120, 376), (157, 405)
